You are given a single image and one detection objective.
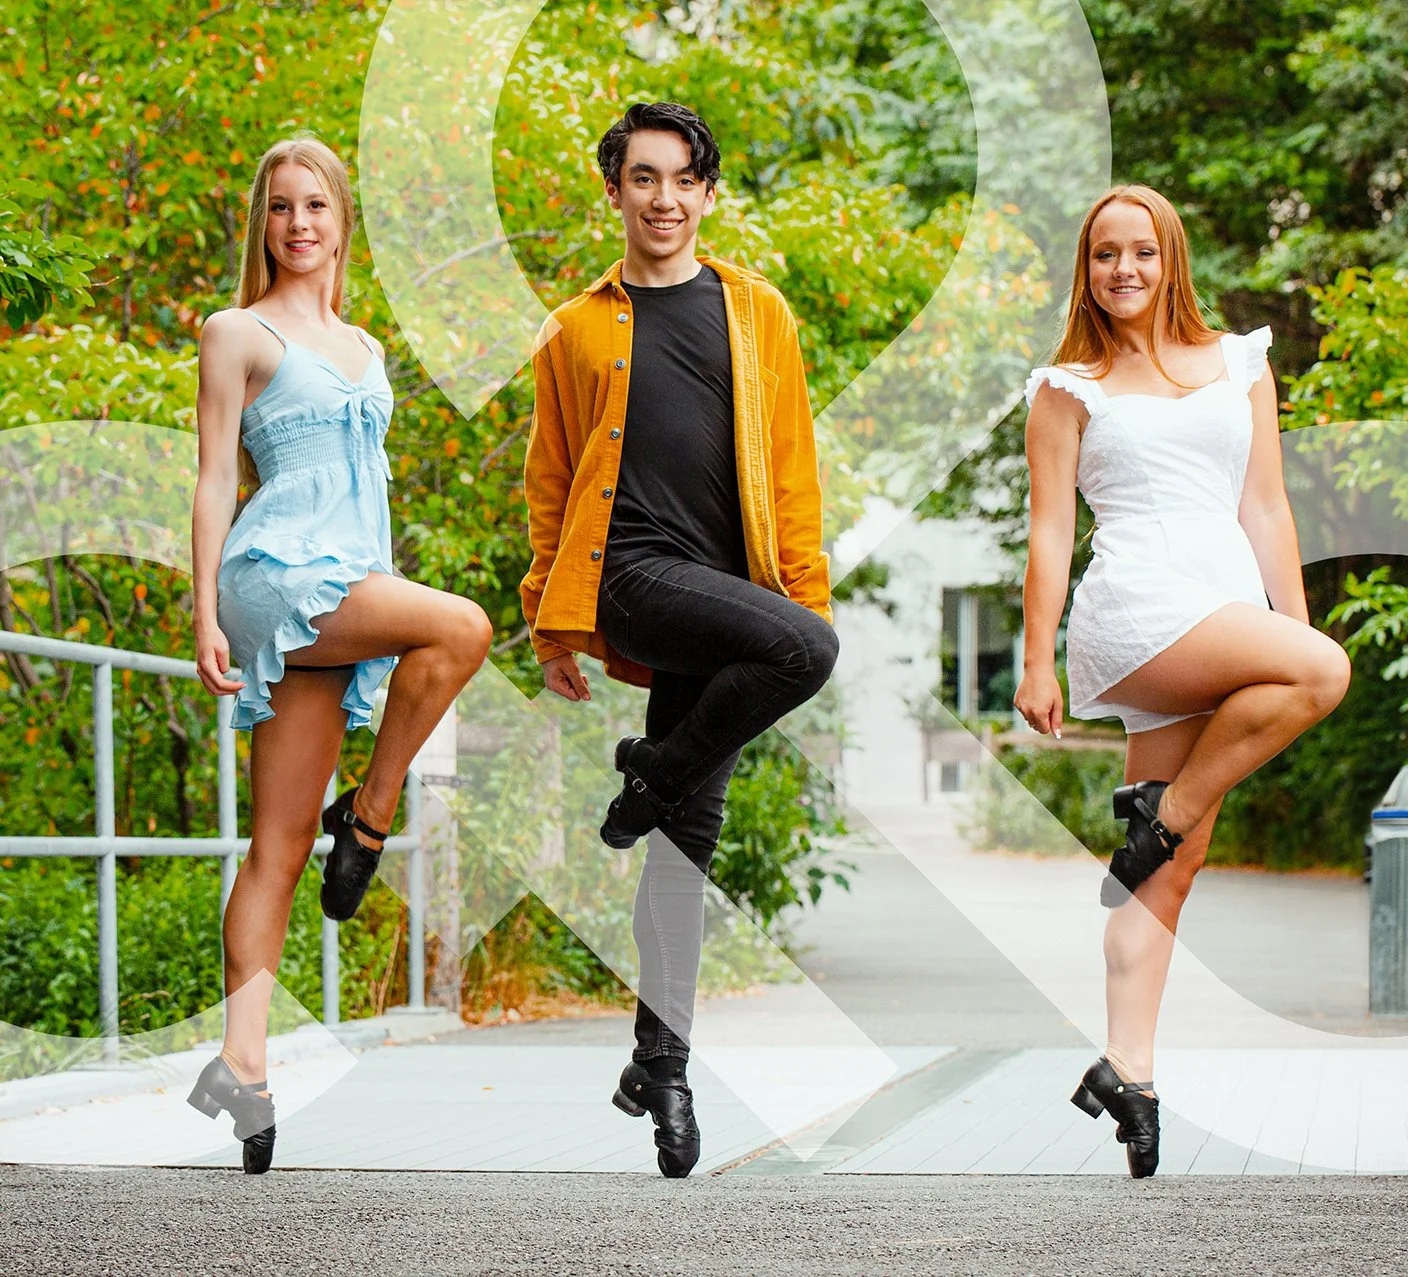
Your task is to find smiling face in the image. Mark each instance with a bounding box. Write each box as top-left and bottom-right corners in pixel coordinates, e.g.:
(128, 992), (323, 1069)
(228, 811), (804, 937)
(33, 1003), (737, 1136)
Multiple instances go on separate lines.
(264, 161), (342, 277)
(605, 128), (716, 275)
(1086, 200), (1164, 327)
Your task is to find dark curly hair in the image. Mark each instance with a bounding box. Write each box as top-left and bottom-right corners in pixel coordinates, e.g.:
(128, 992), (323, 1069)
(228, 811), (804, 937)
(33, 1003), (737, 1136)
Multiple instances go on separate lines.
(596, 102), (721, 191)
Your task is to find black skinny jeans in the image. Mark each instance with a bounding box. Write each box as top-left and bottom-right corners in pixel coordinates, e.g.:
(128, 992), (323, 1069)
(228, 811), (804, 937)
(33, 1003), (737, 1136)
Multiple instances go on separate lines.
(596, 555), (840, 1061)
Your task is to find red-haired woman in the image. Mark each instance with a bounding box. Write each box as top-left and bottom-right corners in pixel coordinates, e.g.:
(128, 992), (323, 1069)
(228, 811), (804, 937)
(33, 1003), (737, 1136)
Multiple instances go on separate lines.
(1015, 185), (1350, 1176)
(188, 136), (491, 1172)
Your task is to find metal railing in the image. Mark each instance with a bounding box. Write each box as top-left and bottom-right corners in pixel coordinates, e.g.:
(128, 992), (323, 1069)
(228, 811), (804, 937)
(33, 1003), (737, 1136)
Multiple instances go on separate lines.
(0, 630), (425, 1063)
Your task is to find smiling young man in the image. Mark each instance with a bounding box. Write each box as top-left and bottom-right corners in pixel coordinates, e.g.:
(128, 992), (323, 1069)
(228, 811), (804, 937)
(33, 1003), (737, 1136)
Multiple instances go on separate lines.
(520, 102), (837, 1177)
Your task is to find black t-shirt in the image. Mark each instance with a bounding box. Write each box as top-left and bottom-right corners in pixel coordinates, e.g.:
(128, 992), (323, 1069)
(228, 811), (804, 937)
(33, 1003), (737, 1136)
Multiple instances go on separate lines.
(605, 266), (748, 576)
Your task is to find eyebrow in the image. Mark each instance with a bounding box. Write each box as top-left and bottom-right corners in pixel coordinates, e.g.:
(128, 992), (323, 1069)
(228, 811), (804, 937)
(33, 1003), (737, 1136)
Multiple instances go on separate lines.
(1092, 238), (1158, 249)
(626, 162), (698, 178)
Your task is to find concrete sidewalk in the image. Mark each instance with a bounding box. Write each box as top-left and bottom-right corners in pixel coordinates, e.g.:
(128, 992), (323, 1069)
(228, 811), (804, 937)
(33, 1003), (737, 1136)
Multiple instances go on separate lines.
(2, 806), (1400, 1176)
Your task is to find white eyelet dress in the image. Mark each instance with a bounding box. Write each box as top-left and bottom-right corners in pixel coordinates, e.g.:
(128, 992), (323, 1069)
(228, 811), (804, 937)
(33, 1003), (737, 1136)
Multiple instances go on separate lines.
(217, 312), (398, 731)
(1023, 327), (1274, 734)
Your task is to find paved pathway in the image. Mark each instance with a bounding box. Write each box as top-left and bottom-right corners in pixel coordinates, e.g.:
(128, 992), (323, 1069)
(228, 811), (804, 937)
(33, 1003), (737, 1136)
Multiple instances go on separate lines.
(4, 817), (1402, 1180)
(7, 809), (1408, 1271)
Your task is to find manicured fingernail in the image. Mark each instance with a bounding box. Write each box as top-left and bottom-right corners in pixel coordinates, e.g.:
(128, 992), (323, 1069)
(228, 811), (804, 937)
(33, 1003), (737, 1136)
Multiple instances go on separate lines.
(1054, 728), (1062, 739)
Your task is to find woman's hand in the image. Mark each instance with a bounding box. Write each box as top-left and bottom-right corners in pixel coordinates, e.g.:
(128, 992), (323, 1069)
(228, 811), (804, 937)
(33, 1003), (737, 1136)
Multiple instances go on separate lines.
(195, 623), (246, 696)
(1014, 667), (1064, 738)
(542, 653), (590, 701)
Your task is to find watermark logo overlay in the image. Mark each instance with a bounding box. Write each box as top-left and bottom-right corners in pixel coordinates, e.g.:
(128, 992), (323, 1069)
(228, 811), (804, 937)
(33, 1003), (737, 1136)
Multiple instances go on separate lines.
(4, 0), (1407, 1171)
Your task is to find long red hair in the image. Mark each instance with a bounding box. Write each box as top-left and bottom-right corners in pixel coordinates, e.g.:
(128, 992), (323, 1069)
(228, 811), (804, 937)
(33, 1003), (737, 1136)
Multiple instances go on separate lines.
(1055, 185), (1218, 383)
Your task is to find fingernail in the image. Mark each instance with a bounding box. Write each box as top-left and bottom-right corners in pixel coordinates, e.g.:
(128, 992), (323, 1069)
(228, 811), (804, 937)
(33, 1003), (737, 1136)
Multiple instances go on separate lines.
(1054, 728), (1062, 739)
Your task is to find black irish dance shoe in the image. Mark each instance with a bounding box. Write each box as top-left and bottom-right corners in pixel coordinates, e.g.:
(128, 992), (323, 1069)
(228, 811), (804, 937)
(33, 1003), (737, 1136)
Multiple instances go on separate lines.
(1101, 780), (1183, 908)
(187, 1055), (277, 1175)
(612, 1057), (701, 1178)
(600, 737), (682, 850)
(1071, 1056), (1159, 1178)
(319, 787), (389, 922)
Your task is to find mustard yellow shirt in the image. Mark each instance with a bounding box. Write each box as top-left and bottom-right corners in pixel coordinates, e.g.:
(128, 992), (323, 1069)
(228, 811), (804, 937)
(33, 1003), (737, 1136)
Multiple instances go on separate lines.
(520, 256), (831, 686)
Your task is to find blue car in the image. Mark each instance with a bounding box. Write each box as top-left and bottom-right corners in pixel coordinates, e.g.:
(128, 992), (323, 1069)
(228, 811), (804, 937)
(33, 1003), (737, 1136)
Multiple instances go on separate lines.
(1365, 765), (1408, 883)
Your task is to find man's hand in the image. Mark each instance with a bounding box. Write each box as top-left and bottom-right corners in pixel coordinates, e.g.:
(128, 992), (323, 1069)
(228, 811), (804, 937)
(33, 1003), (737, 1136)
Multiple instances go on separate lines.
(542, 653), (591, 701)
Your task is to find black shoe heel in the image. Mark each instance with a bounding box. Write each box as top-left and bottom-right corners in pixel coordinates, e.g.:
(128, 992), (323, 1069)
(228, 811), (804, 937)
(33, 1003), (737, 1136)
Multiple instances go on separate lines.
(319, 786), (389, 922)
(1070, 1083), (1105, 1118)
(611, 1088), (647, 1118)
(186, 1085), (223, 1120)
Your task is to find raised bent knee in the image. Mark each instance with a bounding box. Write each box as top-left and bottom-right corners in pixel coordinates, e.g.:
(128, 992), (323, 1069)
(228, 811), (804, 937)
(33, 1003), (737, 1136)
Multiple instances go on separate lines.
(1305, 642), (1351, 719)
(445, 599), (493, 679)
(791, 612), (840, 693)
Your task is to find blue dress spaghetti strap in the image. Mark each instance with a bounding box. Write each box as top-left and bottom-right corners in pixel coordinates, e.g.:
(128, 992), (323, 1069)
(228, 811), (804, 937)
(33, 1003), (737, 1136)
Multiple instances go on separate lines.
(217, 311), (397, 731)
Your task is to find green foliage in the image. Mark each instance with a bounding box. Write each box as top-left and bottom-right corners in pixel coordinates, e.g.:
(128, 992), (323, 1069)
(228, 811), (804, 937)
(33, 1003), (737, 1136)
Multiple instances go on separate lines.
(830, 558), (894, 616)
(1212, 637), (1406, 870)
(0, 852), (409, 1063)
(1087, 0), (1406, 293)
(0, 180), (96, 326)
(966, 746), (1126, 857)
(1, 0), (383, 338)
(1285, 266), (1408, 436)
(1284, 265), (1408, 709)
(710, 731), (852, 940)
(1330, 568), (1408, 692)
(0, 0), (1026, 1042)
(493, 0), (1030, 525)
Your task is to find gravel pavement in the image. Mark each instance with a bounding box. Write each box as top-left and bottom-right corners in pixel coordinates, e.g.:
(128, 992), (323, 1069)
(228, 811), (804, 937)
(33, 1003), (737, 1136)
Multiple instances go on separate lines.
(3, 1165), (1406, 1276)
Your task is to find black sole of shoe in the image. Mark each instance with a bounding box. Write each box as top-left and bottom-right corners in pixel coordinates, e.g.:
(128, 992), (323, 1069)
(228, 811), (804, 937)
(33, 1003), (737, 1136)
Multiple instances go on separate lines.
(319, 804), (379, 922)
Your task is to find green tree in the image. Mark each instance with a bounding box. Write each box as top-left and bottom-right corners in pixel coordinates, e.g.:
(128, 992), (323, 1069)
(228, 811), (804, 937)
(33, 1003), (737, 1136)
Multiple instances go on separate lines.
(2, 0), (1000, 1041)
(0, 180), (95, 327)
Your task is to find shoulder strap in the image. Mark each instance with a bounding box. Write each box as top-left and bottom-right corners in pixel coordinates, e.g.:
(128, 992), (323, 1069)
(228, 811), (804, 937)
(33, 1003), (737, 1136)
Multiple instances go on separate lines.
(244, 310), (288, 347)
(1235, 326), (1273, 392)
(351, 327), (379, 357)
(1025, 366), (1107, 418)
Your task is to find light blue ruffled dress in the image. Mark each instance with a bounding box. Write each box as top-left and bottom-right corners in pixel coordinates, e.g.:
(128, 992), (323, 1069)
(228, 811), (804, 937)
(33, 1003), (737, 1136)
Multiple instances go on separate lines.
(217, 312), (397, 731)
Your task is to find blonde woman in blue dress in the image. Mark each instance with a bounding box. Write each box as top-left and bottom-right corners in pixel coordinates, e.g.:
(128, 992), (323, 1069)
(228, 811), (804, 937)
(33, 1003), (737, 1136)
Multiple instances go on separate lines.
(1015, 185), (1350, 1177)
(187, 137), (491, 1172)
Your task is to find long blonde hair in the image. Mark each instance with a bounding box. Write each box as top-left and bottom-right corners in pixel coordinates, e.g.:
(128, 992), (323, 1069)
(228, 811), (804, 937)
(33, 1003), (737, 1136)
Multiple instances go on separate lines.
(1055, 185), (1218, 382)
(234, 136), (357, 489)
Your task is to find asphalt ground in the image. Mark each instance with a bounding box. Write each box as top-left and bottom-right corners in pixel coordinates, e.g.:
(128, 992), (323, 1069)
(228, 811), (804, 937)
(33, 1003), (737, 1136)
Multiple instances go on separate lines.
(2, 1165), (1405, 1276)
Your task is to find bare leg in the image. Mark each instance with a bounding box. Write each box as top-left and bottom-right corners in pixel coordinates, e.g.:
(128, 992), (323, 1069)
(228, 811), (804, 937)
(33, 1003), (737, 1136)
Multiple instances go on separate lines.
(1103, 715), (1219, 1088)
(288, 573), (493, 839)
(1099, 603), (1349, 1088)
(1104, 603), (1350, 836)
(221, 669), (351, 1085)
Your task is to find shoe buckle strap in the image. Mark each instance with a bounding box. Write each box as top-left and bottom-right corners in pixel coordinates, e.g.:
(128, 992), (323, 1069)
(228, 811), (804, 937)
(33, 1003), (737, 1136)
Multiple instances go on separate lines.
(339, 806), (389, 843)
(1132, 795), (1182, 850)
